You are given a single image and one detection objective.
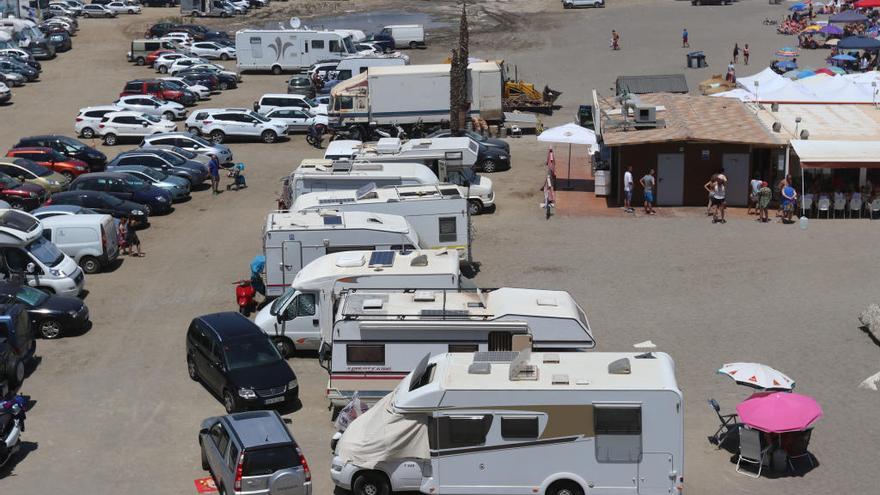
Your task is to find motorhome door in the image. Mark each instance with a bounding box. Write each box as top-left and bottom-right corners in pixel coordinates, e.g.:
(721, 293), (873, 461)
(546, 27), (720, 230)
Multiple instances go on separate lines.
(282, 240), (302, 284)
(590, 404), (641, 494)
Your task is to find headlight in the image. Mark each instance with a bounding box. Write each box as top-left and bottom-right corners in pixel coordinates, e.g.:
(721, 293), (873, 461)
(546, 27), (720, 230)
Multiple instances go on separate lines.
(49, 269), (61, 277)
(68, 309), (78, 317)
(156, 195), (168, 202)
(288, 379), (298, 390)
(131, 209), (142, 215)
(76, 166), (86, 171)
(237, 387), (256, 399)
(49, 180), (59, 186)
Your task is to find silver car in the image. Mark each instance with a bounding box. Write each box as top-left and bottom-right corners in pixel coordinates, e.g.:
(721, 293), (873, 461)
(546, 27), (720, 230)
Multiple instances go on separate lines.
(199, 411), (311, 495)
(106, 164), (191, 201)
(141, 132), (233, 164)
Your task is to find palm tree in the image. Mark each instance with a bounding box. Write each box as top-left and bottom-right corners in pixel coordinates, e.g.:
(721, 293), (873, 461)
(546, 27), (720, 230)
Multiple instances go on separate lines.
(450, 2), (469, 136)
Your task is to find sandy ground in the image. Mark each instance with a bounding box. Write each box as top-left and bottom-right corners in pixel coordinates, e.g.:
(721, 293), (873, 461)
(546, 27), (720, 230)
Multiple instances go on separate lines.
(0, 2), (877, 494)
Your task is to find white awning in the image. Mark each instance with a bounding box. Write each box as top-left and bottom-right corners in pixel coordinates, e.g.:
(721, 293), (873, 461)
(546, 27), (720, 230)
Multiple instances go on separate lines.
(791, 139), (880, 168)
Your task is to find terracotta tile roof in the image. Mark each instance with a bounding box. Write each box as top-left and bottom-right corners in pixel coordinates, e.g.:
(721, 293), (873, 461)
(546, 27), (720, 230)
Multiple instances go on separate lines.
(600, 93), (783, 147)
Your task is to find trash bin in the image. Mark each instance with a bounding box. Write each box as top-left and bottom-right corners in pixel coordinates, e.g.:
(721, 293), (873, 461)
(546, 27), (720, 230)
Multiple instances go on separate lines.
(697, 53), (708, 68)
(687, 51), (706, 69)
(594, 170), (610, 196)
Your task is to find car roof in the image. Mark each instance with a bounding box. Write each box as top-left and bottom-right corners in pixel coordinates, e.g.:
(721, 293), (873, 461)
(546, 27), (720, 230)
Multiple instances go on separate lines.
(33, 204), (86, 214)
(105, 110), (147, 117)
(195, 312), (261, 342)
(75, 172), (129, 180)
(223, 411), (293, 449)
(8, 147), (52, 153)
(79, 105), (120, 112)
(262, 93), (303, 99)
(41, 214), (109, 227)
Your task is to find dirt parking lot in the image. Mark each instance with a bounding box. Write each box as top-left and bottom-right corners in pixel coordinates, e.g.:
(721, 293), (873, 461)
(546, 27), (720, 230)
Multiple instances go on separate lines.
(0, 2), (877, 494)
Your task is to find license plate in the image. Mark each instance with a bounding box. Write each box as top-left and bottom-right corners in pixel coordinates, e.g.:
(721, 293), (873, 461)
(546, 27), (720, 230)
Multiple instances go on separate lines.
(264, 396), (285, 405)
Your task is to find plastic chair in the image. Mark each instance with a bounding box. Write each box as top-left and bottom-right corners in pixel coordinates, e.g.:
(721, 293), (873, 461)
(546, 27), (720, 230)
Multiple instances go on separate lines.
(833, 196), (847, 218)
(787, 428), (815, 473)
(871, 199), (880, 220)
(850, 195), (863, 219)
(817, 198), (831, 218)
(708, 398), (740, 449)
(736, 426), (771, 478)
(801, 195), (814, 217)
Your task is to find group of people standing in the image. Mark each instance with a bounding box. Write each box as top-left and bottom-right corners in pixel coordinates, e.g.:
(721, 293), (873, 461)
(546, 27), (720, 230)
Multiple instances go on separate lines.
(623, 166), (656, 215)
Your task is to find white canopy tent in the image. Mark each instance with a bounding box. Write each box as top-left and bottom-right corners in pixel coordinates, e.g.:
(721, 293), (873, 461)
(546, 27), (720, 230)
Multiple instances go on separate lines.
(714, 69), (880, 104)
(537, 123), (599, 187)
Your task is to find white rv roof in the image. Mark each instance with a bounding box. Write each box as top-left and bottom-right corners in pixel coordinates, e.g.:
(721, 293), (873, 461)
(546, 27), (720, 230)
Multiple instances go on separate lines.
(265, 210), (412, 233)
(291, 184), (464, 211)
(292, 249), (460, 290)
(293, 160), (439, 183)
(368, 64), (451, 76)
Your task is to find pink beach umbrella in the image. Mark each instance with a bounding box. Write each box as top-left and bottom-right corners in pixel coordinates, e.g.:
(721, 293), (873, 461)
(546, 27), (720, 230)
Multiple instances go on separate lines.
(736, 392), (823, 433)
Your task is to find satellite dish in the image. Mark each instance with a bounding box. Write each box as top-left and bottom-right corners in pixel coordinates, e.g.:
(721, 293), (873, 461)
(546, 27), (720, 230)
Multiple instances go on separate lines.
(289, 17), (301, 29)
(800, 129), (809, 140)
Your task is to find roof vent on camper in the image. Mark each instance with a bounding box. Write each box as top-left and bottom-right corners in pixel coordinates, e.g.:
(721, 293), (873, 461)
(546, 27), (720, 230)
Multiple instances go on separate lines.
(552, 374), (570, 385)
(536, 298), (558, 307)
(375, 138), (401, 154)
(356, 182), (377, 200)
(410, 254), (429, 267)
(336, 252), (366, 268)
(608, 358), (632, 375)
(331, 161), (352, 172)
(362, 298), (385, 310)
(509, 349), (538, 381)
(413, 290), (436, 302)
(468, 362), (492, 375)
(543, 353), (560, 364)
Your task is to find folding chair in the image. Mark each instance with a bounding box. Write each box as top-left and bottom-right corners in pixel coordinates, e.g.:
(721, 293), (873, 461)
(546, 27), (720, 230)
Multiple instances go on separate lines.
(817, 198), (831, 218)
(871, 199), (880, 220)
(850, 195), (863, 219)
(787, 428), (815, 473)
(736, 426), (772, 478)
(801, 195), (813, 217)
(833, 195), (846, 218)
(708, 398), (739, 448)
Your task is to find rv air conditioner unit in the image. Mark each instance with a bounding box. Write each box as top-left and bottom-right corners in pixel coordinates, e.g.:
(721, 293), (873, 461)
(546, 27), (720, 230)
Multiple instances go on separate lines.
(634, 105), (657, 124)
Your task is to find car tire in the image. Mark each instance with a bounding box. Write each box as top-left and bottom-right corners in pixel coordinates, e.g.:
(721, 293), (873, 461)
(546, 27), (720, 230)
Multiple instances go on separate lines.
(128, 9), (135, 13)
(353, 472), (390, 495)
(159, 65), (168, 73)
(163, 111), (175, 121)
(547, 481), (583, 495)
(220, 53), (229, 61)
(409, 41), (417, 49)
(80, 255), (101, 274)
(103, 133), (117, 146)
(261, 129), (277, 144)
(480, 159), (498, 173)
(187, 356), (199, 381)
(210, 130), (225, 144)
(222, 390), (238, 414)
(188, 127), (201, 136)
(136, 57), (145, 66)
(80, 127), (95, 139)
(271, 65), (282, 75)
(39, 319), (63, 339)
(219, 81), (229, 90)
(6, 357), (24, 387)
(200, 440), (209, 470)
(61, 171), (76, 182)
(274, 337), (295, 358)
(468, 199), (482, 216)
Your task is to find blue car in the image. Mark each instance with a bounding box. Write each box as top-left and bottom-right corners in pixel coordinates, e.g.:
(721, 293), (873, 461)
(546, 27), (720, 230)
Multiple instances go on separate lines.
(67, 172), (173, 215)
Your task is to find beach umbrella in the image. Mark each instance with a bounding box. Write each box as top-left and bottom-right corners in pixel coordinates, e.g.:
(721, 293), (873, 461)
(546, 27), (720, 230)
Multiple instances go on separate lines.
(777, 60), (798, 70)
(838, 35), (880, 50)
(718, 362), (795, 390)
(829, 10), (869, 23)
(855, 0), (880, 8)
(815, 67), (835, 76)
(736, 392), (823, 433)
(832, 53), (858, 61)
(789, 2), (807, 11)
(828, 66), (846, 74)
(796, 69), (816, 79)
(819, 24), (844, 36)
(776, 46), (800, 57)
(537, 123), (599, 188)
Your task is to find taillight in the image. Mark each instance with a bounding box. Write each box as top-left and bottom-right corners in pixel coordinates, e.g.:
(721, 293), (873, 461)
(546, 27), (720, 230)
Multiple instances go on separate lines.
(233, 451), (244, 491)
(75, 117), (83, 122)
(297, 446), (310, 482)
(202, 120), (212, 125)
(98, 124), (105, 128)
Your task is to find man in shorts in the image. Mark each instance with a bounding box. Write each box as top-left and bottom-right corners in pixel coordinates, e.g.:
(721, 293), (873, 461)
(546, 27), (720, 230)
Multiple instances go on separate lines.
(623, 166), (634, 212)
(640, 169), (656, 215)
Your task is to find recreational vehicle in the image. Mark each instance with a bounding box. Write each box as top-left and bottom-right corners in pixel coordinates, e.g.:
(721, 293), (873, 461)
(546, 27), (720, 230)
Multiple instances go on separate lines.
(179, 0), (234, 18)
(321, 288), (595, 406)
(235, 29), (356, 74)
(324, 137), (479, 168)
(254, 249), (464, 355)
(331, 350), (684, 495)
(263, 210), (420, 297)
(291, 184), (469, 252)
(320, 55), (408, 94)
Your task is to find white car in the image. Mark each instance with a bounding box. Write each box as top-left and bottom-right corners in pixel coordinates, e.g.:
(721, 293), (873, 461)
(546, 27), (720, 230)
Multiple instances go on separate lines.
(185, 108), (288, 144)
(167, 57), (210, 75)
(161, 77), (210, 100)
(354, 42), (383, 55)
(97, 111), (177, 146)
(186, 41), (236, 61)
(75, 104), (121, 139)
(254, 93), (328, 116)
(0, 82), (10, 104)
(563, 0), (604, 7)
(44, 17), (76, 32)
(57, 0), (84, 14)
(160, 32), (194, 46)
(223, 0), (247, 14)
(81, 4), (116, 17)
(153, 52), (188, 72)
(262, 107), (328, 133)
(106, 1), (142, 14)
(47, 3), (76, 17)
(115, 95), (187, 120)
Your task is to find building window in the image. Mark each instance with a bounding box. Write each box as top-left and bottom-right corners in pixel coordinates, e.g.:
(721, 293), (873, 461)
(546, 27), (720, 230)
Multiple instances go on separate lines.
(438, 217), (457, 243)
(594, 406), (642, 463)
(500, 416), (539, 439)
(346, 344), (385, 365)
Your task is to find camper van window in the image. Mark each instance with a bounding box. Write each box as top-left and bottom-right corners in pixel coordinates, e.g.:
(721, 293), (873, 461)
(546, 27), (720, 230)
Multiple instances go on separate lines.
(594, 407), (642, 463)
(438, 217), (457, 243)
(431, 415), (493, 450)
(448, 344), (478, 353)
(501, 417), (540, 440)
(346, 344), (385, 365)
(337, 70), (352, 80)
(271, 288), (296, 316)
(329, 40), (342, 53)
(295, 293), (316, 316)
(311, 40), (324, 49)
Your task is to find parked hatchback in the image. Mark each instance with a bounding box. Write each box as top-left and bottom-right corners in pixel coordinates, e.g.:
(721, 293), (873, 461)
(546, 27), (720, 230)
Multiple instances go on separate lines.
(108, 149), (208, 186)
(0, 282), (89, 339)
(186, 312), (298, 413)
(0, 158), (68, 193)
(185, 108), (287, 144)
(81, 4), (116, 17)
(199, 411), (311, 495)
(44, 191), (149, 225)
(0, 173), (48, 210)
(120, 79), (196, 106)
(286, 77), (315, 98)
(5, 147), (89, 181)
(114, 95), (187, 121)
(141, 132), (233, 164)
(97, 111), (177, 146)
(68, 172), (172, 214)
(74, 105), (121, 139)
(106, 164), (190, 201)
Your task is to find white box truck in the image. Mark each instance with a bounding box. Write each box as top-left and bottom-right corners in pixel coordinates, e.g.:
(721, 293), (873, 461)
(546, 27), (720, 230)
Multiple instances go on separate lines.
(329, 62), (503, 127)
(236, 29), (357, 74)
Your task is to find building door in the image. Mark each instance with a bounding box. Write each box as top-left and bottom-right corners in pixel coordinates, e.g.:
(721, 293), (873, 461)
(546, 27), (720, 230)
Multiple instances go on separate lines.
(722, 154), (750, 206)
(282, 240), (302, 285)
(656, 153), (684, 206)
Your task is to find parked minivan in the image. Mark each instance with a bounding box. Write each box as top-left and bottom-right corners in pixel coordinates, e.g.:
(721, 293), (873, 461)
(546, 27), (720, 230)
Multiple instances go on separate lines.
(40, 214), (118, 274)
(0, 209), (85, 298)
(128, 39), (177, 66)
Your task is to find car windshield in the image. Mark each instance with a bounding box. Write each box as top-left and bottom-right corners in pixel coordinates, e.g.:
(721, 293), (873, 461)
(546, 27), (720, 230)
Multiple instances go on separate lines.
(223, 337), (283, 370)
(305, 98), (318, 107)
(270, 288), (296, 316)
(14, 158), (52, 177)
(15, 285), (48, 306)
(250, 111), (269, 123)
(27, 236), (65, 267)
(158, 151), (184, 165)
(58, 137), (86, 152)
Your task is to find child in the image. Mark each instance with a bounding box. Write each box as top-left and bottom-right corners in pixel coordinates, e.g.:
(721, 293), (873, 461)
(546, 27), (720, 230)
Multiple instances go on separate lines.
(227, 162), (247, 190)
(117, 218), (129, 256)
(126, 219), (143, 257)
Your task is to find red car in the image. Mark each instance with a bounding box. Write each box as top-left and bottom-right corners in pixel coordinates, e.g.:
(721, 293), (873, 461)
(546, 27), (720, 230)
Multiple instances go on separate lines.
(119, 79), (196, 106)
(146, 49), (175, 67)
(6, 147), (90, 181)
(0, 172), (48, 210)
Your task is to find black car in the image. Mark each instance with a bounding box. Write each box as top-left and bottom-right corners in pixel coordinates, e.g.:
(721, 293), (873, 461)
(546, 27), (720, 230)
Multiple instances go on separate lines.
(40, 27), (73, 53)
(68, 172), (173, 214)
(175, 24), (229, 41)
(108, 149), (208, 186)
(179, 72), (218, 92)
(45, 191), (149, 225)
(427, 129), (511, 172)
(0, 303), (36, 387)
(186, 312), (298, 413)
(0, 283), (89, 339)
(14, 135), (106, 171)
(145, 21), (177, 39)
(176, 68), (237, 90)
(0, 59), (38, 82)
(0, 54), (40, 72)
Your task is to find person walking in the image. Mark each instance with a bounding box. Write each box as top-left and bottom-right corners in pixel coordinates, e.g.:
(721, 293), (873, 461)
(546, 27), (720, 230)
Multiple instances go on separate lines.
(611, 30), (620, 50)
(781, 180), (798, 224)
(126, 219), (143, 257)
(117, 217), (129, 256)
(733, 43), (740, 64)
(704, 174), (718, 216)
(682, 28), (689, 48)
(709, 176), (727, 223)
(748, 175), (763, 215)
(758, 181), (772, 223)
(623, 165), (634, 212)
(640, 169), (656, 215)
(208, 153), (221, 195)
(743, 43), (750, 65)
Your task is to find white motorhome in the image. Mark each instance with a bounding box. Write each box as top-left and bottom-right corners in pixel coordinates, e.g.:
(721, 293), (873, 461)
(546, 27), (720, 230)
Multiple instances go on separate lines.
(322, 288), (595, 406)
(321, 55), (408, 91)
(254, 249), (463, 355)
(325, 137), (479, 167)
(331, 350), (684, 495)
(292, 184), (469, 252)
(263, 210), (420, 297)
(179, 0), (233, 18)
(235, 29), (356, 74)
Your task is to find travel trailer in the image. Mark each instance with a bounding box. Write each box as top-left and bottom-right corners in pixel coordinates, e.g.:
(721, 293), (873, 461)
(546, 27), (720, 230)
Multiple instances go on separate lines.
(323, 137), (479, 168)
(321, 288), (595, 407)
(235, 29), (356, 74)
(263, 210), (420, 297)
(254, 249), (464, 355)
(331, 350), (684, 495)
(291, 184), (469, 252)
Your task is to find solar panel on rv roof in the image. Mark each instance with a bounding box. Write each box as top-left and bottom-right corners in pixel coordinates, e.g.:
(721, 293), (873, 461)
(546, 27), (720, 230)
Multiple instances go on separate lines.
(368, 251), (395, 266)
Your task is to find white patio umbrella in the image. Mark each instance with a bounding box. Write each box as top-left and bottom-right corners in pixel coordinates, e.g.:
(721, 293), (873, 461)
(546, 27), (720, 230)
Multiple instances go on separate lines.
(717, 362), (795, 391)
(537, 123), (599, 188)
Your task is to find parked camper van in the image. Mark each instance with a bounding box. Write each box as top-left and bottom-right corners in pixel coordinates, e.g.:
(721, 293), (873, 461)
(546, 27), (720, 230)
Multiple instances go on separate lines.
(319, 55), (408, 94)
(379, 24), (426, 49)
(128, 39), (178, 65)
(254, 249), (462, 355)
(263, 210), (420, 298)
(321, 288), (595, 407)
(0, 209), (85, 297)
(292, 184), (469, 251)
(180, 0), (234, 18)
(235, 29), (356, 74)
(39, 214), (119, 274)
(331, 350), (683, 495)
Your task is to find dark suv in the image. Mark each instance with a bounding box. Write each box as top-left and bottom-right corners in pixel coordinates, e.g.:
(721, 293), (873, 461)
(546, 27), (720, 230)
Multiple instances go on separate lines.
(0, 303), (36, 388)
(186, 312), (298, 413)
(120, 79), (196, 107)
(13, 135), (106, 171)
(68, 172), (172, 214)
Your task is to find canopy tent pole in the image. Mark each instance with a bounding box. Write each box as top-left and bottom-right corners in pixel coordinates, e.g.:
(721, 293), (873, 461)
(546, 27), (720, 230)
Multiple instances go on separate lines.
(801, 162), (806, 217)
(567, 143), (573, 189)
